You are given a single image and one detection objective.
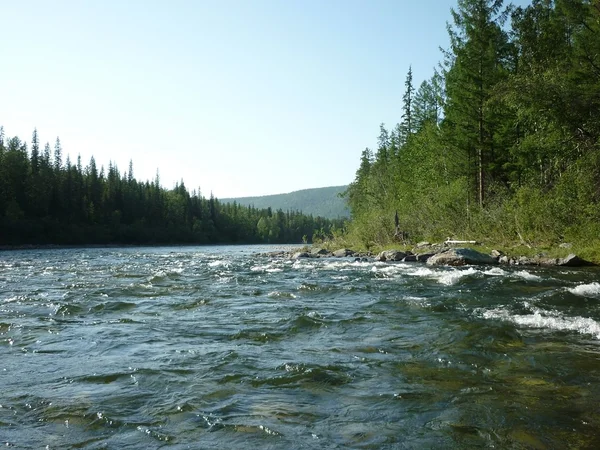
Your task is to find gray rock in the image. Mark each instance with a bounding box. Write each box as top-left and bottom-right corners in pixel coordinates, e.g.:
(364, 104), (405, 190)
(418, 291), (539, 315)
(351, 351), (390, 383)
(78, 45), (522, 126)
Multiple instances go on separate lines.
(333, 248), (355, 257)
(311, 247), (330, 255)
(263, 251), (285, 258)
(516, 256), (536, 265)
(498, 255), (510, 265)
(537, 257), (560, 266)
(376, 250), (407, 262)
(559, 253), (590, 267)
(490, 249), (504, 258)
(417, 253), (436, 262)
(415, 241), (431, 248)
(292, 252), (311, 259)
(403, 254), (417, 262)
(354, 257), (369, 262)
(426, 248), (497, 266)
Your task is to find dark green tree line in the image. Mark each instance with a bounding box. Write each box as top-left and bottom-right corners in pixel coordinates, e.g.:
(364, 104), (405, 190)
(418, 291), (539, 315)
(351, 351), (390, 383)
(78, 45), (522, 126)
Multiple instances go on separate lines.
(0, 127), (344, 246)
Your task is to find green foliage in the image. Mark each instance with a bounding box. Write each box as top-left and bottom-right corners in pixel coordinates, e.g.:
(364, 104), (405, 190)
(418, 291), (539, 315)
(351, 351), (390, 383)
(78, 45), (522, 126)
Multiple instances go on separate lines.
(0, 129), (345, 246)
(343, 0), (600, 254)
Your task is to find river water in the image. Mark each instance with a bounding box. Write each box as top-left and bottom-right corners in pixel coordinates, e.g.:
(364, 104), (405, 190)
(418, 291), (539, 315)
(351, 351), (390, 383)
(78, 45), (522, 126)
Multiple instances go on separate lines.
(2, 245), (600, 449)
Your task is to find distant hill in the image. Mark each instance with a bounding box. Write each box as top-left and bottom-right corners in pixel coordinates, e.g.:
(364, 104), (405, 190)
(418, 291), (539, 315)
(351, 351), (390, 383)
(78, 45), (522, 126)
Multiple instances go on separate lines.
(221, 186), (349, 219)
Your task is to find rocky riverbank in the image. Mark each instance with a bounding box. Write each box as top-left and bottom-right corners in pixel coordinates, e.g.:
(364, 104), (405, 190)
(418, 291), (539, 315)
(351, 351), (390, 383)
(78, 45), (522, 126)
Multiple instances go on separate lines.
(259, 242), (595, 267)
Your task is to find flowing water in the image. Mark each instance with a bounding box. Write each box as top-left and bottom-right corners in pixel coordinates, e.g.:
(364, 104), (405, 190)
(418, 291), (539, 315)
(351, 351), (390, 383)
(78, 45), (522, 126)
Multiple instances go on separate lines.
(2, 245), (600, 449)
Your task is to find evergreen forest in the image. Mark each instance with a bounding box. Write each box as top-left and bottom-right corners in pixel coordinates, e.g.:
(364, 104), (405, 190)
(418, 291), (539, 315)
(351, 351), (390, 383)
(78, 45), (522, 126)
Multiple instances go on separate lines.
(343, 0), (600, 254)
(0, 128), (343, 246)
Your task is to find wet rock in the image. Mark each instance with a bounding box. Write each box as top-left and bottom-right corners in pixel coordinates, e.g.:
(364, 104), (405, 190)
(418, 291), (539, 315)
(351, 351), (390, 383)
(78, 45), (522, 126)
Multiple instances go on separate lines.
(427, 248), (497, 266)
(376, 250), (407, 262)
(292, 252), (311, 259)
(311, 247), (330, 256)
(263, 251), (285, 258)
(354, 257), (369, 262)
(403, 254), (417, 262)
(537, 257), (560, 266)
(559, 253), (591, 267)
(498, 255), (511, 265)
(416, 253), (436, 262)
(333, 248), (355, 257)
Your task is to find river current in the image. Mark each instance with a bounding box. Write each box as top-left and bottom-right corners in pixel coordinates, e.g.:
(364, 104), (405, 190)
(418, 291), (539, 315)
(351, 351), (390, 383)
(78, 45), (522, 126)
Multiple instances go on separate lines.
(2, 245), (600, 448)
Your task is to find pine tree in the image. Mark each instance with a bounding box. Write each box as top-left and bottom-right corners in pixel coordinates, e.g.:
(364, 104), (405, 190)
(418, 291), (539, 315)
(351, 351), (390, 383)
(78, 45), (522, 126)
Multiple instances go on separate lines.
(399, 66), (415, 143)
(444, 0), (510, 208)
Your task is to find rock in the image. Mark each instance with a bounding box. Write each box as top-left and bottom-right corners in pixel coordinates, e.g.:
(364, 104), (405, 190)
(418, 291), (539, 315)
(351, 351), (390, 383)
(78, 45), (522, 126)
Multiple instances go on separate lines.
(263, 251), (285, 258)
(311, 247), (330, 256)
(354, 257), (369, 262)
(376, 250), (407, 262)
(490, 249), (504, 258)
(537, 257), (560, 266)
(559, 242), (573, 249)
(558, 253), (590, 267)
(292, 252), (310, 259)
(498, 255), (510, 265)
(333, 248), (355, 257)
(416, 253), (436, 262)
(415, 241), (431, 249)
(515, 256), (536, 265)
(426, 248), (497, 266)
(403, 254), (417, 262)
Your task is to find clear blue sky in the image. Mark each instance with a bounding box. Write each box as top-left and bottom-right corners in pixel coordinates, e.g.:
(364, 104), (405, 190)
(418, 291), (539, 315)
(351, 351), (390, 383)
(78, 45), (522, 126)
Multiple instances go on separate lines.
(1, 0), (530, 198)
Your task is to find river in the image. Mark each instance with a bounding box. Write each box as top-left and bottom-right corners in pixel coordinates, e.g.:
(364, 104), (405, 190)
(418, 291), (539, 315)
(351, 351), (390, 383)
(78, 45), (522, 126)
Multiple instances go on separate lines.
(2, 245), (600, 448)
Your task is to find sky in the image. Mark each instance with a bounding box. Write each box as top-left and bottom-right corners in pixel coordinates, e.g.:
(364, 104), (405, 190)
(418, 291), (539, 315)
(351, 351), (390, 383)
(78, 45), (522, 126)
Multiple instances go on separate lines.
(1, 0), (530, 199)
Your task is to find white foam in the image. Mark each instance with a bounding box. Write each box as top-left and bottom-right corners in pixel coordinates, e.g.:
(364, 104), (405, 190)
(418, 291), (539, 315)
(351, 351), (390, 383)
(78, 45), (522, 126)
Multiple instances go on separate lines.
(436, 267), (479, 286)
(514, 270), (541, 281)
(208, 260), (228, 268)
(568, 282), (600, 297)
(267, 291), (297, 299)
(483, 267), (506, 276)
(482, 308), (600, 339)
(406, 267), (435, 277)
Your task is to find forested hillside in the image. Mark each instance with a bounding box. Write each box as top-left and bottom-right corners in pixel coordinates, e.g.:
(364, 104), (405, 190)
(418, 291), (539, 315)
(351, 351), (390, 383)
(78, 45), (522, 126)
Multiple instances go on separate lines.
(222, 186), (350, 219)
(344, 0), (600, 251)
(0, 128), (344, 246)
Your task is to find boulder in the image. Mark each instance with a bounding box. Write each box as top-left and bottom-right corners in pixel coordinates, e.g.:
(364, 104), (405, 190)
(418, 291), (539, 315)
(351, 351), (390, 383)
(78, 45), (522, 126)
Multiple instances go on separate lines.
(498, 255), (511, 265)
(490, 249), (504, 259)
(333, 248), (355, 257)
(416, 253), (436, 262)
(426, 248), (497, 266)
(311, 247), (330, 256)
(376, 250), (407, 262)
(558, 253), (591, 267)
(292, 252), (310, 259)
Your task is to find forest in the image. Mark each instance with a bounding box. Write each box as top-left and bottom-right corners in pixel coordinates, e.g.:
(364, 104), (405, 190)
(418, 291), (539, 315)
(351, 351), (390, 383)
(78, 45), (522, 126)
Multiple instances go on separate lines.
(343, 0), (600, 255)
(0, 127), (343, 246)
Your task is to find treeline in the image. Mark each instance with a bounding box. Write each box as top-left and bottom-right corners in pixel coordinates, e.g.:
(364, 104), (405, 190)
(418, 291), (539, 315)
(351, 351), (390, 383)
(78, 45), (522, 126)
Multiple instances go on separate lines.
(345, 0), (600, 248)
(0, 128), (343, 246)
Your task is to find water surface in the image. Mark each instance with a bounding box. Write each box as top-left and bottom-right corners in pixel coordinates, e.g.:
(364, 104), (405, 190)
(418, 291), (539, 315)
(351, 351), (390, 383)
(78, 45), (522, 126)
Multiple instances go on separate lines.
(2, 245), (600, 448)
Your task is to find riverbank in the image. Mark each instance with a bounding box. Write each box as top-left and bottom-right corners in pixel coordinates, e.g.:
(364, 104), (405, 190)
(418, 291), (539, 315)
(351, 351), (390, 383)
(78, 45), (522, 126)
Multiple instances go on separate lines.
(261, 241), (597, 268)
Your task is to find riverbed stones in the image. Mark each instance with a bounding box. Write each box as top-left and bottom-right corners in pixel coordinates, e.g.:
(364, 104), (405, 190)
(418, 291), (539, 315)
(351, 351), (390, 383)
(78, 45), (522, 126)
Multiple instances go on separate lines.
(292, 251), (311, 259)
(376, 249), (407, 262)
(311, 247), (330, 256)
(426, 248), (497, 266)
(333, 248), (355, 257)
